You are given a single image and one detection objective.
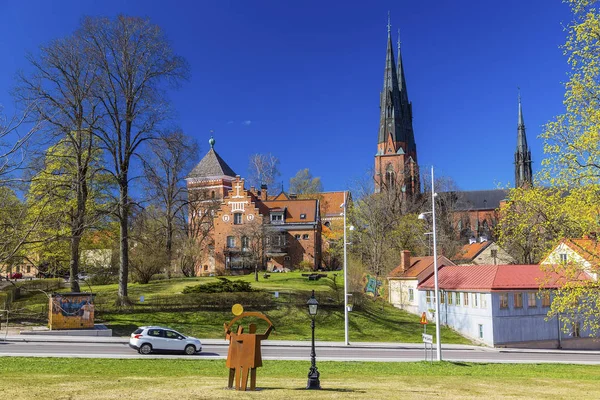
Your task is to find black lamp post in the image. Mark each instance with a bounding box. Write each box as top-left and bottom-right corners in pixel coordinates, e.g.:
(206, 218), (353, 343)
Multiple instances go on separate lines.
(306, 290), (321, 390)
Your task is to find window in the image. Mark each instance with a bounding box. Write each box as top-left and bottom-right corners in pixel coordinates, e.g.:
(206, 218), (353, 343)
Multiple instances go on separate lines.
(148, 329), (163, 337)
(499, 293), (509, 309)
(527, 292), (537, 307)
(440, 291), (445, 304)
(27, 265), (31, 273)
(514, 292), (523, 308)
(448, 292), (453, 305)
(478, 324), (484, 339)
(241, 236), (249, 249)
(302, 234), (309, 240)
(426, 291), (432, 304)
(284, 256), (291, 261)
(294, 234), (301, 240)
(16, 265), (20, 273)
(480, 293), (487, 309)
(165, 330), (182, 339)
(408, 288), (414, 302)
(464, 292), (469, 307)
(233, 213), (242, 224)
(542, 292), (551, 307)
(211, 191), (215, 199)
(271, 214), (283, 222)
(559, 253), (568, 263)
(300, 213), (306, 219)
(491, 249), (498, 258)
(203, 265), (208, 271)
(572, 322), (581, 338)
(227, 236), (235, 248)
(455, 292), (461, 306)
(472, 293), (479, 308)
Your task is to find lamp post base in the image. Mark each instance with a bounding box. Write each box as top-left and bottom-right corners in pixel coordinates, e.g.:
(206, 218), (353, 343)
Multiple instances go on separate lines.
(306, 368), (321, 390)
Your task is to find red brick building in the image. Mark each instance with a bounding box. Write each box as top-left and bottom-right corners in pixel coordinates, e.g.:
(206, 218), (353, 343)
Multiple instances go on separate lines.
(187, 138), (323, 274)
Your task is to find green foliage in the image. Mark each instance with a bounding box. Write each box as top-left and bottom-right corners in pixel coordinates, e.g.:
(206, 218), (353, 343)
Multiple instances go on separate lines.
(289, 168), (323, 194)
(182, 277), (255, 294)
(297, 260), (313, 271)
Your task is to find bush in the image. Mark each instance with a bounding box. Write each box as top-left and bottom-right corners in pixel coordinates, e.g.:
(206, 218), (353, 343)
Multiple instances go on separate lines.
(89, 273), (118, 286)
(298, 260), (313, 271)
(182, 278), (254, 294)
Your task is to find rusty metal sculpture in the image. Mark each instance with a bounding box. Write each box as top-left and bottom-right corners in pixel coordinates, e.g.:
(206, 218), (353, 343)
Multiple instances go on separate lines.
(224, 305), (274, 391)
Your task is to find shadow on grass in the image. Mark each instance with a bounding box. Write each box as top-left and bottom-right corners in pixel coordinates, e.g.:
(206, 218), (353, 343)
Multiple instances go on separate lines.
(293, 388), (364, 393)
(448, 361), (472, 367)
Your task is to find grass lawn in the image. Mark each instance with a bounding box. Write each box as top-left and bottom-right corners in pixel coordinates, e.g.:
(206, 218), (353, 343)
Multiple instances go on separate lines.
(1, 358), (599, 399)
(9, 272), (471, 344)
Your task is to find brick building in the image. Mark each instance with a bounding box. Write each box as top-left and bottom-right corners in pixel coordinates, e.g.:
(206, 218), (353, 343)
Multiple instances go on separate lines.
(187, 139), (323, 274)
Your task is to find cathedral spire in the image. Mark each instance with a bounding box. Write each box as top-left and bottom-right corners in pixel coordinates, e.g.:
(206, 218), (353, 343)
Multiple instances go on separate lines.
(515, 90), (533, 188)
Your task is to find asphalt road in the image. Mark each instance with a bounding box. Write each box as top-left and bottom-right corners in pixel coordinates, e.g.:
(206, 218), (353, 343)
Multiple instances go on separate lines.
(2, 340), (600, 364)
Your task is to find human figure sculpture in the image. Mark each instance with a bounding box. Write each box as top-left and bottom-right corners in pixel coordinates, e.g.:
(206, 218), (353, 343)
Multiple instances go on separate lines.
(224, 312), (274, 391)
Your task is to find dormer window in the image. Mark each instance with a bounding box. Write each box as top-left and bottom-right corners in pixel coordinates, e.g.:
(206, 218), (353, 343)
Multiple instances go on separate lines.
(300, 213), (306, 219)
(270, 211), (284, 224)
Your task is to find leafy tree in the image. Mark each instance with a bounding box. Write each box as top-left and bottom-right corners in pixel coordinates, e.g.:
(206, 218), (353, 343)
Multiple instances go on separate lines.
(289, 168), (323, 195)
(0, 187), (29, 271)
(541, 0), (600, 187)
(247, 153), (280, 189)
(81, 15), (189, 304)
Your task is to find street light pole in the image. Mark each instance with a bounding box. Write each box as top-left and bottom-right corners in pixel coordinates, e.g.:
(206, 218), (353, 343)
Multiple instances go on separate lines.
(430, 166), (442, 362)
(306, 290), (321, 390)
(343, 191), (349, 345)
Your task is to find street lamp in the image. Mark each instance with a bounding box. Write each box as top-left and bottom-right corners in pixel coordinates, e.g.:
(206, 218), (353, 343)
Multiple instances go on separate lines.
(306, 290), (321, 390)
(341, 191), (350, 345)
(417, 166), (442, 362)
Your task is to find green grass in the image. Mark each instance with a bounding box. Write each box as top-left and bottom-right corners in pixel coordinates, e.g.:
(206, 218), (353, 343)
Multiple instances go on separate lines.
(9, 272), (470, 344)
(1, 358), (599, 399)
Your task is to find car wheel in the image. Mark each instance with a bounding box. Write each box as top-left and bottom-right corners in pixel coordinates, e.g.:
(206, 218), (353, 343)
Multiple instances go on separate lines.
(184, 345), (196, 355)
(139, 343), (152, 355)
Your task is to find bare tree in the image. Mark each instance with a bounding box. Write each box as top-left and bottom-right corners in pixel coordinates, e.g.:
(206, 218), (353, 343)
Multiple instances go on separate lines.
(247, 153), (280, 189)
(142, 130), (198, 276)
(16, 32), (104, 291)
(129, 207), (168, 284)
(81, 15), (189, 304)
(233, 219), (270, 281)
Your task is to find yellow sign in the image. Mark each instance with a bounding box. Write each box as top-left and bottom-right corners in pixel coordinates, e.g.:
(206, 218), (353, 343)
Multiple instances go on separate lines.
(420, 312), (428, 325)
(232, 304), (244, 316)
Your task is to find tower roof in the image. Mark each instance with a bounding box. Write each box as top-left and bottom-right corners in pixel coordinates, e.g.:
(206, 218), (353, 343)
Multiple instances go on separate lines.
(187, 140), (236, 180)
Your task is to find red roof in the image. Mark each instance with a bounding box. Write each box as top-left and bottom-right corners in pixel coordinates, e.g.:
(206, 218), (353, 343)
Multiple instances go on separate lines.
(388, 256), (455, 280)
(418, 264), (570, 291)
(452, 241), (492, 262)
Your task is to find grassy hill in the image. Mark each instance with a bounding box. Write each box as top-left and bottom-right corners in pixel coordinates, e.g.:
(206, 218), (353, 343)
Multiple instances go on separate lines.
(8, 272), (471, 344)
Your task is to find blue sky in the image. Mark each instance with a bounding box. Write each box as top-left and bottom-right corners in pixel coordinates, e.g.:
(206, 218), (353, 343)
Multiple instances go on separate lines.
(0, 0), (571, 192)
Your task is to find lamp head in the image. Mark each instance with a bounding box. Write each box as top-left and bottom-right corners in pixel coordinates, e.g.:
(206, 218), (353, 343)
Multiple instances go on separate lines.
(418, 213), (426, 220)
(307, 290), (319, 317)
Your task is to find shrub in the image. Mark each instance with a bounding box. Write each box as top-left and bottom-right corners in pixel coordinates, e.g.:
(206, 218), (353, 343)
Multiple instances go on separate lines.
(298, 260), (313, 271)
(182, 278), (254, 294)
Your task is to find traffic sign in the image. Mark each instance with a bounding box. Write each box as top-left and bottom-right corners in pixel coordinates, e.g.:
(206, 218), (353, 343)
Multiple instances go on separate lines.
(422, 333), (433, 344)
(420, 312), (428, 324)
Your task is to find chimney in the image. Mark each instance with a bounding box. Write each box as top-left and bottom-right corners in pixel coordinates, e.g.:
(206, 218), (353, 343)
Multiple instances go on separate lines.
(400, 250), (411, 273)
(260, 184), (268, 201)
(479, 235), (488, 243)
(469, 237), (477, 244)
(250, 186), (256, 196)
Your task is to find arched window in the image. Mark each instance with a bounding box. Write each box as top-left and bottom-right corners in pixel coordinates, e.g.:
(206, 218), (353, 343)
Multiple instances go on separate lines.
(386, 164), (395, 188)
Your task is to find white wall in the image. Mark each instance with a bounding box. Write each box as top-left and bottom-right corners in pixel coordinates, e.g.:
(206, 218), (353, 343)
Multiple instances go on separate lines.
(389, 278), (420, 315)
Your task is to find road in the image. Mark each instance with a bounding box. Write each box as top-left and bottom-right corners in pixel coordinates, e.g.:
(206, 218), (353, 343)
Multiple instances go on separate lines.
(2, 339), (600, 364)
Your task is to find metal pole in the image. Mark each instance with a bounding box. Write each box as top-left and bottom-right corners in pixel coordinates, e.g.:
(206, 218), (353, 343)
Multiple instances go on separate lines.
(307, 316), (321, 389)
(431, 166), (442, 362)
(343, 191), (349, 345)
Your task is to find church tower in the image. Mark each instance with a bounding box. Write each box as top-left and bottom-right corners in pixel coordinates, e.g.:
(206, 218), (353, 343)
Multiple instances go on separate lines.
(514, 94), (533, 188)
(374, 17), (419, 194)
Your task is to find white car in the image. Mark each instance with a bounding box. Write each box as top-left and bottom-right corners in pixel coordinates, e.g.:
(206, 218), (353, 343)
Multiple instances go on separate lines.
(129, 326), (202, 355)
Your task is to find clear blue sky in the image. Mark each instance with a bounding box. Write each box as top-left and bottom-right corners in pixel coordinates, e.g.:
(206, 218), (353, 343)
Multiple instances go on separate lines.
(0, 0), (571, 192)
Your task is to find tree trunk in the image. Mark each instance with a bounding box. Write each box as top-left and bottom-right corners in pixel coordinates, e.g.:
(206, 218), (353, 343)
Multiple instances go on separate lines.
(255, 264), (258, 282)
(69, 234), (81, 293)
(117, 181), (130, 305)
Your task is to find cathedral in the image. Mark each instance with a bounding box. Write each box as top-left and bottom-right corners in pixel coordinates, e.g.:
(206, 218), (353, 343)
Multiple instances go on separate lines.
(375, 17), (533, 240)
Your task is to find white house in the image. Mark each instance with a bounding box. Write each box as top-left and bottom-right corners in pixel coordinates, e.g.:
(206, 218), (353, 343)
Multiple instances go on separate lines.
(387, 250), (455, 315)
(541, 236), (599, 280)
(452, 240), (514, 266)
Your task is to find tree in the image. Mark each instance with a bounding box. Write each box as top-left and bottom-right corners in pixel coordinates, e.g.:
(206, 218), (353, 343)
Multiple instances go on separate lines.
(16, 33), (103, 291)
(24, 140), (110, 283)
(541, 0), (600, 187)
(233, 219), (269, 281)
(247, 153), (280, 189)
(142, 130), (198, 276)
(81, 15), (189, 304)
(129, 207), (168, 284)
(289, 168), (323, 195)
